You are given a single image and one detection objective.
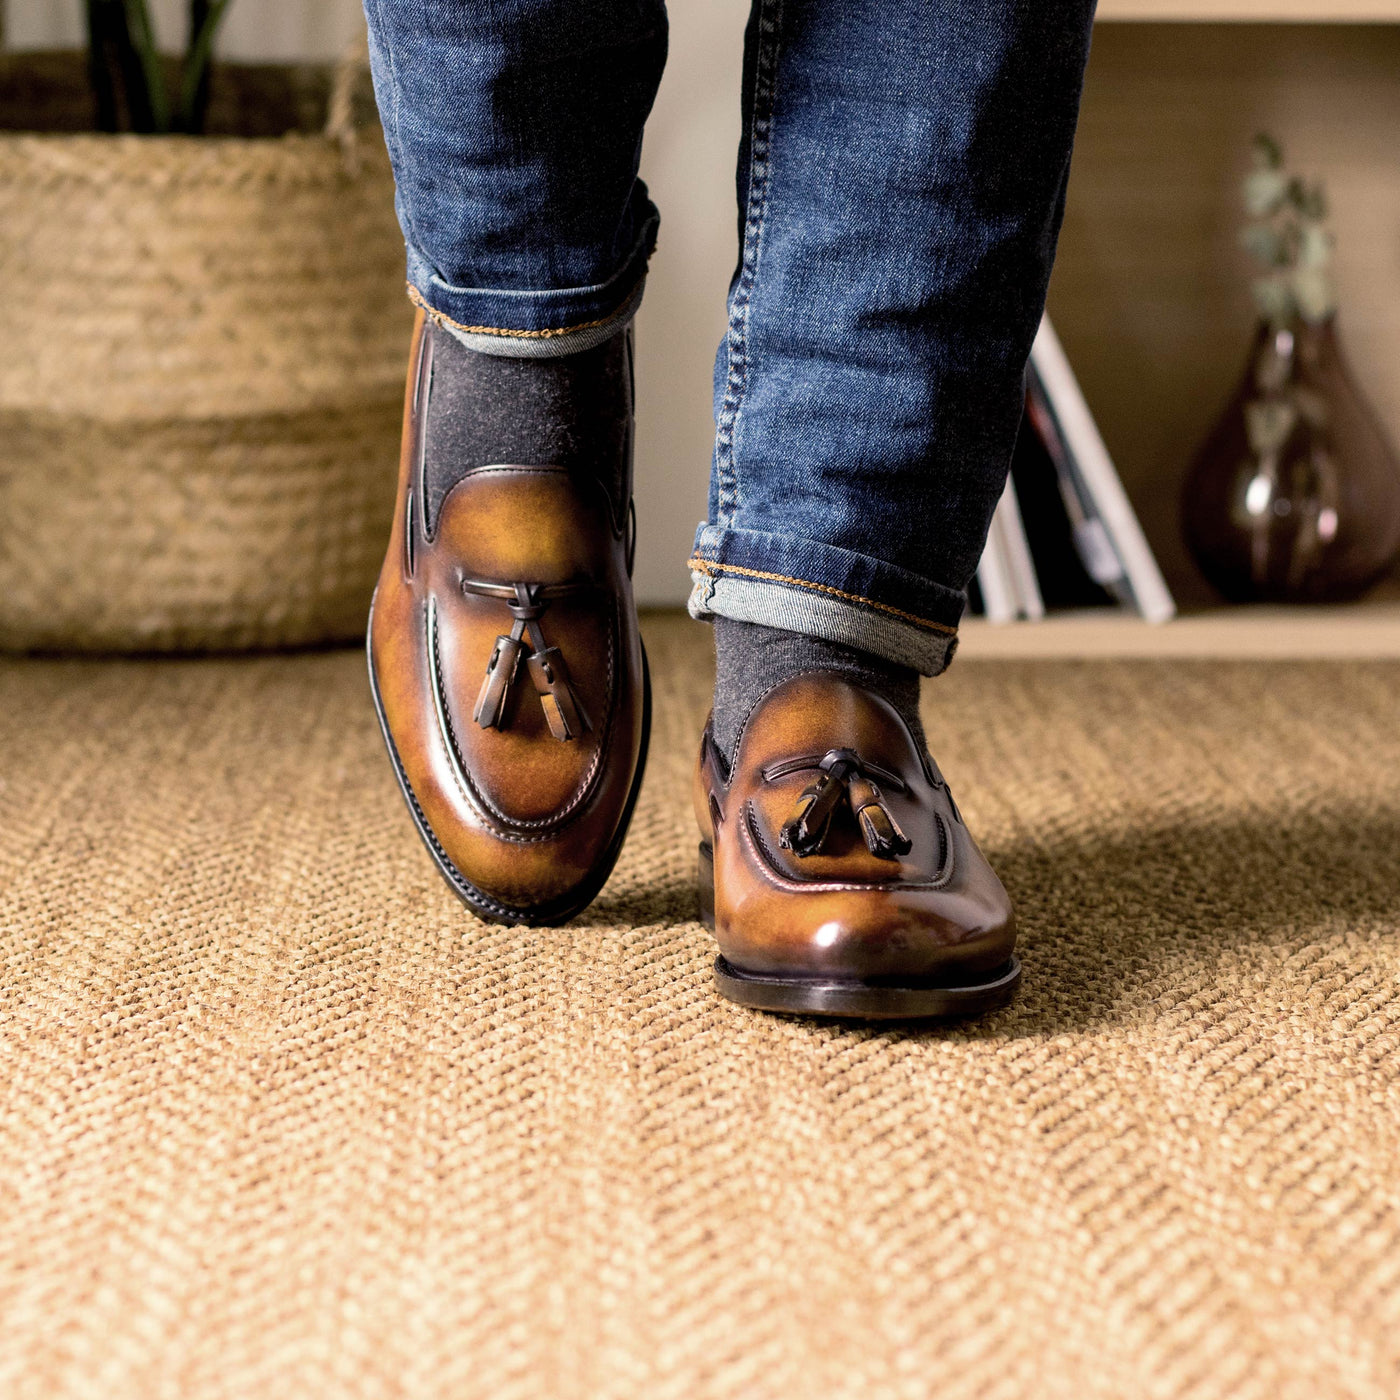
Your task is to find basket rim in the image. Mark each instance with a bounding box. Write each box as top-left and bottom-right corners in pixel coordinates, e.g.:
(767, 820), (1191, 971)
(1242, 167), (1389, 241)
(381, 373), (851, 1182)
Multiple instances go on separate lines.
(0, 129), (390, 186)
(0, 130), (345, 147)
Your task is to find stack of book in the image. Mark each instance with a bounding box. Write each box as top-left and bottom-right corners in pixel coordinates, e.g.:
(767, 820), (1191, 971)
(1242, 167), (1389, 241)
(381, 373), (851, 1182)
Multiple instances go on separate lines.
(974, 316), (1175, 625)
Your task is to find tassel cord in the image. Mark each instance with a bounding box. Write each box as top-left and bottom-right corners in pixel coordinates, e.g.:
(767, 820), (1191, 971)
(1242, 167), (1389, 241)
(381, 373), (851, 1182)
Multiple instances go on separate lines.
(777, 748), (912, 861)
(467, 581), (590, 740)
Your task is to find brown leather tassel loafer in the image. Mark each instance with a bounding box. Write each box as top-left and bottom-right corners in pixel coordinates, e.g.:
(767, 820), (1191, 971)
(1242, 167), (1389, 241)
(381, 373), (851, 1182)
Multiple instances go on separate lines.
(695, 673), (1019, 1019)
(368, 312), (650, 926)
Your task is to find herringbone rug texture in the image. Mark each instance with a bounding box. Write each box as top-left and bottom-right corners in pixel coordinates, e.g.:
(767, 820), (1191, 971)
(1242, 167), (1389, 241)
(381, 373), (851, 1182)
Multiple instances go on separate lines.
(2, 614), (1398, 1400)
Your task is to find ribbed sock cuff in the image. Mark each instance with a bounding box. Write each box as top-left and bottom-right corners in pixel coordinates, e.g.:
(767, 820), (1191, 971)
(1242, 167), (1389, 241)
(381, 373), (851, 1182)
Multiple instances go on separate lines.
(710, 618), (926, 765)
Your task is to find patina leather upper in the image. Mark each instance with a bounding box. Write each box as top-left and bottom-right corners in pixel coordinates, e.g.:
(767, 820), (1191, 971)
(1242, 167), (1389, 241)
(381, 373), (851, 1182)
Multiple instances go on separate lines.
(696, 672), (1015, 982)
(369, 313), (647, 922)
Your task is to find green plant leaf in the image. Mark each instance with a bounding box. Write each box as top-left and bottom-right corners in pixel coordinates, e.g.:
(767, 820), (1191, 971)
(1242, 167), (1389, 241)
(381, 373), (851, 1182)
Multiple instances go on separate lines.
(177, 0), (233, 134)
(122, 0), (169, 132)
(85, 0), (121, 130)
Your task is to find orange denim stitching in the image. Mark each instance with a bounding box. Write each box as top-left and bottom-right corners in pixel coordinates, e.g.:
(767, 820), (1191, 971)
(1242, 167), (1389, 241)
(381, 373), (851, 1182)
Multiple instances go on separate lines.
(407, 283), (636, 340)
(687, 557), (958, 637)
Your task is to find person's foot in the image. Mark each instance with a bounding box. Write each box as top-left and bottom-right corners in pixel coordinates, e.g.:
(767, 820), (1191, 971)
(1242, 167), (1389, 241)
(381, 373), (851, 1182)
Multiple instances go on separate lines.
(368, 313), (649, 925)
(695, 636), (1018, 1018)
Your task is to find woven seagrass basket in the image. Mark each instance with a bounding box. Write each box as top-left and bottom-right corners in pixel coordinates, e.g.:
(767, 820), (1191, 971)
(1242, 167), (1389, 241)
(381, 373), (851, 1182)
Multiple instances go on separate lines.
(0, 48), (411, 652)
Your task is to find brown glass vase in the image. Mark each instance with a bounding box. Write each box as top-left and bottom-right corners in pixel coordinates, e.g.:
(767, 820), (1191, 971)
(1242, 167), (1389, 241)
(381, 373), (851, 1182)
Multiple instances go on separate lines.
(1182, 319), (1400, 603)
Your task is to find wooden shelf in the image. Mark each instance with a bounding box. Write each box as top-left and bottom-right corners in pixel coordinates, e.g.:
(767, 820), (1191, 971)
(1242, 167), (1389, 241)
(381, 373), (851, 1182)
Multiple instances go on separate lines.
(958, 599), (1400, 660)
(1097, 0), (1400, 20)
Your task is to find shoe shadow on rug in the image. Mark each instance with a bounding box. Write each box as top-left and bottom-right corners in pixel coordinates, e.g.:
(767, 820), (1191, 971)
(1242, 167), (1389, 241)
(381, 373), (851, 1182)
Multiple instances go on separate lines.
(571, 875), (700, 931)
(561, 799), (1399, 1040)
(972, 798), (1400, 1039)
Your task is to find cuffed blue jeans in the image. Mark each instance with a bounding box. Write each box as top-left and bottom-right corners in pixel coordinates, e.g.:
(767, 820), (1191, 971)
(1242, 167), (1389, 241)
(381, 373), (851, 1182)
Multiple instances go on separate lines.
(364, 0), (1097, 673)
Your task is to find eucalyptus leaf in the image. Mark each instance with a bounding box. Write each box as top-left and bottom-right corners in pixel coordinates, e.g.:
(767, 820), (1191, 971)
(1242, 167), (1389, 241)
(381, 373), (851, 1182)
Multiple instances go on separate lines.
(1251, 275), (1297, 329)
(1297, 182), (1329, 221)
(1244, 168), (1288, 218)
(1241, 222), (1285, 267)
(1297, 222), (1333, 270)
(1251, 132), (1283, 169)
(1291, 266), (1337, 325)
(1240, 133), (1337, 327)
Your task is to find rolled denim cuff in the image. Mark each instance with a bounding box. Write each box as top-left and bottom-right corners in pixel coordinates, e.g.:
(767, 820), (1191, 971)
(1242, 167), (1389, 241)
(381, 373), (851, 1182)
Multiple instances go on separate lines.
(404, 212), (657, 359)
(687, 524), (963, 676)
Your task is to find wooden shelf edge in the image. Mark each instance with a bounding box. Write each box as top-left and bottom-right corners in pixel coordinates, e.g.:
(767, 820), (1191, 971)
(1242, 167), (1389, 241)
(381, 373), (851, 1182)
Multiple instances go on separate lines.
(958, 601), (1400, 660)
(1096, 1), (1400, 21)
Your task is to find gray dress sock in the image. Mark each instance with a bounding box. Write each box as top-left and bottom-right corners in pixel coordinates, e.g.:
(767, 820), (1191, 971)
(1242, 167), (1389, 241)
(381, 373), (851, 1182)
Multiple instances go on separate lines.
(710, 618), (927, 765)
(420, 323), (631, 535)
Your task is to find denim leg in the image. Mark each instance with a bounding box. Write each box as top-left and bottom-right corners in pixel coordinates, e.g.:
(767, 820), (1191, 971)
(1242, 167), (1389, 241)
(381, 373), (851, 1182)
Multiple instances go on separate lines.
(363, 0), (668, 357)
(688, 0), (1097, 673)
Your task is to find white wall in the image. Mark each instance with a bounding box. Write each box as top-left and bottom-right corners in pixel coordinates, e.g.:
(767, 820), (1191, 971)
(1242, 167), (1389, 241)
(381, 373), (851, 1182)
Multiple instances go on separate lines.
(3, 0), (746, 605)
(631, 1), (747, 607)
(3, 0), (364, 60)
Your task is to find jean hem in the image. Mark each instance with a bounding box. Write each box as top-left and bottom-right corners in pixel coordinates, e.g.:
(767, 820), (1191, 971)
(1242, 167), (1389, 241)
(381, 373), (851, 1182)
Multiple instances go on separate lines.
(687, 557), (960, 676)
(403, 211), (657, 358)
(415, 277), (646, 359)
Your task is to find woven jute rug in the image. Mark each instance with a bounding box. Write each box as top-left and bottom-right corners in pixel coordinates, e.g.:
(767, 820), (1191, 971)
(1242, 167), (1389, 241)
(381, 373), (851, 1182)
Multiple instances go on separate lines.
(2, 614), (1398, 1400)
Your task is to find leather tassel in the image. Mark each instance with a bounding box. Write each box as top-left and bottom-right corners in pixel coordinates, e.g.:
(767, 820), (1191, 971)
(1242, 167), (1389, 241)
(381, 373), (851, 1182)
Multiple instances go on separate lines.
(474, 633), (525, 729)
(527, 647), (585, 742)
(847, 776), (911, 860)
(779, 772), (844, 855)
